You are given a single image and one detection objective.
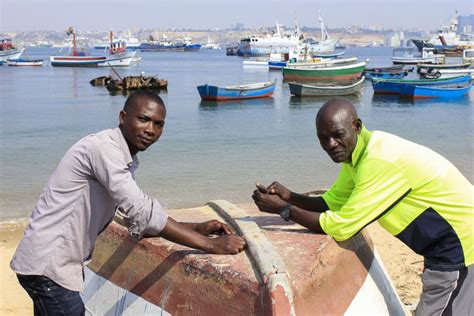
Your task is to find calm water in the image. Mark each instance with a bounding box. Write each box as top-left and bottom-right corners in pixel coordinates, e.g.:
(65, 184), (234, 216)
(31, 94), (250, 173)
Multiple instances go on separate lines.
(1, 47), (473, 220)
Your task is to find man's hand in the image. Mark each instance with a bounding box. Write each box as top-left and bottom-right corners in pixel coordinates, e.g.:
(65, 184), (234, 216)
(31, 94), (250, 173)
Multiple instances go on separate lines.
(268, 182), (291, 201)
(252, 189), (288, 214)
(194, 220), (234, 236)
(207, 235), (247, 254)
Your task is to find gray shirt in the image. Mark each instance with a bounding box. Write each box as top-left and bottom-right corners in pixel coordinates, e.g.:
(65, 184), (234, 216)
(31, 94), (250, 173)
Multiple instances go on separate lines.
(10, 128), (168, 291)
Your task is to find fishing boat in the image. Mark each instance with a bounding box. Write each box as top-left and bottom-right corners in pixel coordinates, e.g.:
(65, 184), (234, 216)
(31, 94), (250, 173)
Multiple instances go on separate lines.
(139, 34), (187, 52)
(421, 68), (474, 79)
(0, 38), (24, 61)
(282, 60), (368, 81)
(202, 36), (220, 50)
(308, 11), (339, 54)
(400, 82), (472, 99)
(285, 57), (358, 68)
(364, 65), (405, 73)
(364, 71), (408, 80)
(289, 77), (365, 96)
(50, 27), (107, 67)
(197, 81), (276, 100)
(7, 58), (43, 66)
(82, 201), (407, 315)
(372, 75), (471, 94)
(97, 31), (140, 67)
(312, 51), (344, 59)
(237, 20), (303, 57)
(391, 47), (444, 65)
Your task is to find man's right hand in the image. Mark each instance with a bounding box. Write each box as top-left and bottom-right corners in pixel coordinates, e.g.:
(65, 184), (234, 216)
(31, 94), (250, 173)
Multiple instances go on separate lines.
(207, 235), (246, 254)
(268, 182), (291, 201)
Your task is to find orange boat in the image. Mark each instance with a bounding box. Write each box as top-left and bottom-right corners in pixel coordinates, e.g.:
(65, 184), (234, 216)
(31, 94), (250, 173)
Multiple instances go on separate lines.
(83, 200), (407, 315)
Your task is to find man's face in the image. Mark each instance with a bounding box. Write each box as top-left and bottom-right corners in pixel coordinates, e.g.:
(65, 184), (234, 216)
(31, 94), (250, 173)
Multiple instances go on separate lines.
(317, 118), (360, 163)
(119, 100), (166, 155)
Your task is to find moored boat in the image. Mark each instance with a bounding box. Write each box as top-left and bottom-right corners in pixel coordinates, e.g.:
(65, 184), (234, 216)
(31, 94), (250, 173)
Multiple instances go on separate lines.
(372, 75), (471, 94)
(391, 47), (444, 65)
(364, 71), (408, 80)
(282, 60), (368, 81)
(97, 31), (141, 67)
(463, 49), (474, 64)
(308, 11), (339, 54)
(197, 81), (276, 100)
(7, 58), (43, 66)
(312, 51), (344, 59)
(289, 76), (365, 96)
(400, 82), (472, 99)
(50, 27), (107, 67)
(0, 38), (24, 61)
(83, 201), (407, 315)
(421, 68), (474, 79)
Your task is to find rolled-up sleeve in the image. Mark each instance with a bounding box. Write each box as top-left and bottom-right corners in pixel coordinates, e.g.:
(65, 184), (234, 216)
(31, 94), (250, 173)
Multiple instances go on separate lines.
(90, 142), (168, 239)
(320, 158), (411, 241)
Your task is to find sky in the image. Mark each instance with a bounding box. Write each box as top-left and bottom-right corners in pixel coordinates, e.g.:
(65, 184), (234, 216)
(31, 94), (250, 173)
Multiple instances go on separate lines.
(1, 0), (473, 32)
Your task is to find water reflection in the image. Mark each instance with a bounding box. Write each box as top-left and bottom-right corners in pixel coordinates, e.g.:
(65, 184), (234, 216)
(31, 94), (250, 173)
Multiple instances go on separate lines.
(372, 94), (471, 107)
(199, 97), (275, 111)
(289, 93), (361, 108)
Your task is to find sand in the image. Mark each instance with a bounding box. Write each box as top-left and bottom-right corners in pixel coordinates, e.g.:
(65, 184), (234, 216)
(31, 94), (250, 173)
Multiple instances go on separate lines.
(0, 219), (423, 315)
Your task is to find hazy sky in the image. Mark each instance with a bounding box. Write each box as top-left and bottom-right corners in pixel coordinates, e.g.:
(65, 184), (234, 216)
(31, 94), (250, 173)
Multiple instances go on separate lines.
(1, 0), (473, 32)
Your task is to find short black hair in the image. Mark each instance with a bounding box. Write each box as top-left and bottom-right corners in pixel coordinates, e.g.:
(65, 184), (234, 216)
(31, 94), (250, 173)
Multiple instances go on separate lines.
(123, 91), (165, 112)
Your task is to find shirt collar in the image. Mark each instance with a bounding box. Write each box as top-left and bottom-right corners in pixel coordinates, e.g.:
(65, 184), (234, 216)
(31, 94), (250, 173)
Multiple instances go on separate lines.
(347, 125), (372, 168)
(113, 127), (139, 168)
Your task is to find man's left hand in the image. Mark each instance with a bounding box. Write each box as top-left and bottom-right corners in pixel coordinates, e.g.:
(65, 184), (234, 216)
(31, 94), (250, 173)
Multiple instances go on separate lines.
(252, 190), (287, 214)
(194, 220), (235, 236)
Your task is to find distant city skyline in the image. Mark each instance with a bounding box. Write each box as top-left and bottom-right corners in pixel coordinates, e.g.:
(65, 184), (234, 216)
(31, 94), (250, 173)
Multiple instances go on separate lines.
(1, 0), (473, 33)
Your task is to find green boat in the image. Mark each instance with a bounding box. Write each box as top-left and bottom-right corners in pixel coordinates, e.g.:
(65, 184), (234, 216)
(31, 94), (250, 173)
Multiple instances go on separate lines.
(283, 60), (368, 81)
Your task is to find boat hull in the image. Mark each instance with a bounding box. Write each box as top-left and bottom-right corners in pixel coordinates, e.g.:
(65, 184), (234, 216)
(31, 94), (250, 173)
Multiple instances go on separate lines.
(400, 83), (472, 99)
(197, 82), (276, 100)
(83, 201), (407, 315)
(372, 75), (472, 94)
(0, 48), (25, 61)
(289, 77), (365, 96)
(282, 61), (367, 81)
(50, 55), (107, 67)
(7, 58), (43, 66)
(97, 51), (139, 67)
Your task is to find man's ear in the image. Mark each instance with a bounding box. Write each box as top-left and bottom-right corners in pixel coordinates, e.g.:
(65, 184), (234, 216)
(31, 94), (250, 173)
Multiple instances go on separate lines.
(119, 110), (127, 126)
(354, 119), (362, 133)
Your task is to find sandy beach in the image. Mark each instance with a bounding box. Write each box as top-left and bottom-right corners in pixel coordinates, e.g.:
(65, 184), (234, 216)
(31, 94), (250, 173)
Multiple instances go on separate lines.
(0, 217), (422, 315)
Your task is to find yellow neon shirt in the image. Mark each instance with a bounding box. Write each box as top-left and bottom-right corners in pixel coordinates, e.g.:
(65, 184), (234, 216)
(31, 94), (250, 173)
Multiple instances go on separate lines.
(320, 126), (473, 270)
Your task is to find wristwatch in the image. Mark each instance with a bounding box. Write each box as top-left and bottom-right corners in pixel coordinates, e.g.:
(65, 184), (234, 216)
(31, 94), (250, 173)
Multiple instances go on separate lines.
(279, 203), (292, 222)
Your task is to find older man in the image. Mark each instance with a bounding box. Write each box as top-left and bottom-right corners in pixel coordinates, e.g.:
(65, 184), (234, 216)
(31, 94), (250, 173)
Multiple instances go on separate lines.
(253, 98), (473, 315)
(12, 91), (246, 315)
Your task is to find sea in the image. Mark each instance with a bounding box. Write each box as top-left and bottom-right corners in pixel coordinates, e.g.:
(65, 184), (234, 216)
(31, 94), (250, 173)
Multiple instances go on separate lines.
(1, 47), (473, 221)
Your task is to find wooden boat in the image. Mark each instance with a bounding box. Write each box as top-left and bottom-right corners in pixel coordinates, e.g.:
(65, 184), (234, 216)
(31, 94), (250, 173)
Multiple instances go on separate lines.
(197, 81), (276, 101)
(285, 57), (357, 69)
(50, 27), (107, 67)
(372, 75), (471, 94)
(97, 31), (140, 67)
(364, 70), (408, 80)
(400, 82), (472, 99)
(90, 76), (112, 86)
(312, 51), (345, 58)
(391, 47), (444, 65)
(7, 58), (43, 66)
(83, 201), (407, 315)
(417, 62), (471, 71)
(365, 65), (404, 73)
(0, 38), (24, 61)
(289, 76), (365, 96)
(105, 76), (168, 92)
(282, 60), (368, 81)
(420, 68), (474, 79)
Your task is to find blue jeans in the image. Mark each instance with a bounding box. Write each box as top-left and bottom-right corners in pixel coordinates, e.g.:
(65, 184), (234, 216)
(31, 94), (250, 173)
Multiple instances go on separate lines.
(17, 274), (85, 316)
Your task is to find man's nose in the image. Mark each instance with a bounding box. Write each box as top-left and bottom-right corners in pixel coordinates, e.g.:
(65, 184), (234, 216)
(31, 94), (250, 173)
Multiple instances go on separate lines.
(144, 122), (155, 135)
(328, 137), (338, 149)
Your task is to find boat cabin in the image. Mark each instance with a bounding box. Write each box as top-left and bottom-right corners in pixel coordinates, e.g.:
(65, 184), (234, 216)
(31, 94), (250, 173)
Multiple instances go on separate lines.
(463, 48), (474, 64)
(0, 38), (14, 51)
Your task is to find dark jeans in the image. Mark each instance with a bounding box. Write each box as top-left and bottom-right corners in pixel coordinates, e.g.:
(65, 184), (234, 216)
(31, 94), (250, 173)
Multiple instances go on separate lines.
(17, 274), (85, 316)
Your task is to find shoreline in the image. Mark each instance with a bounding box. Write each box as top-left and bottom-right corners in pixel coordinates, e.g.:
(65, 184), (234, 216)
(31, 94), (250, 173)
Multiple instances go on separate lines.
(0, 216), (422, 314)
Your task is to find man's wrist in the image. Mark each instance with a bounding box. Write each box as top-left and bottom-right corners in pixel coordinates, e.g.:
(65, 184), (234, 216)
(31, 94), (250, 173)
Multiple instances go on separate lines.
(279, 203), (292, 221)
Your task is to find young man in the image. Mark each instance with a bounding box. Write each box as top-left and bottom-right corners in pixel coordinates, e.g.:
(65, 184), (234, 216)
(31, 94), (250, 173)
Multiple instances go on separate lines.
(252, 98), (473, 315)
(11, 91), (246, 315)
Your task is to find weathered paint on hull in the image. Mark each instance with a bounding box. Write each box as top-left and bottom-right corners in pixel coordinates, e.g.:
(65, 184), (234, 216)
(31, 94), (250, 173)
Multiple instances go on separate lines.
(372, 75), (471, 94)
(197, 83), (275, 101)
(283, 63), (366, 81)
(84, 201), (407, 315)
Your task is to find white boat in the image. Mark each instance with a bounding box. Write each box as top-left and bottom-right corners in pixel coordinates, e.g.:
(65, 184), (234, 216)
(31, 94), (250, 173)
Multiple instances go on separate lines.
(7, 58), (43, 66)
(0, 38), (24, 61)
(429, 68), (474, 79)
(392, 47), (444, 65)
(427, 11), (474, 47)
(202, 36), (221, 50)
(96, 31), (141, 67)
(309, 11), (339, 53)
(237, 19), (304, 57)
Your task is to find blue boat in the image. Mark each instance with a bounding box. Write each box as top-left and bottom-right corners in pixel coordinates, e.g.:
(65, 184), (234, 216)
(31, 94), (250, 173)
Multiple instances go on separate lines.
(268, 60), (287, 69)
(312, 51), (345, 58)
(197, 81), (276, 101)
(400, 83), (472, 99)
(372, 75), (471, 94)
(184, 43), (202, 51)
(364, 71), (408, 80)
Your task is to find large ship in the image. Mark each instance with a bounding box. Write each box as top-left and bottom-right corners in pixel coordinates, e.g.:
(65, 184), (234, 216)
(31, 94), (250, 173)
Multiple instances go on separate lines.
(411, 11), (474, 52)
(0, 38), (24, 61)
(237, 20), (304, 57)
